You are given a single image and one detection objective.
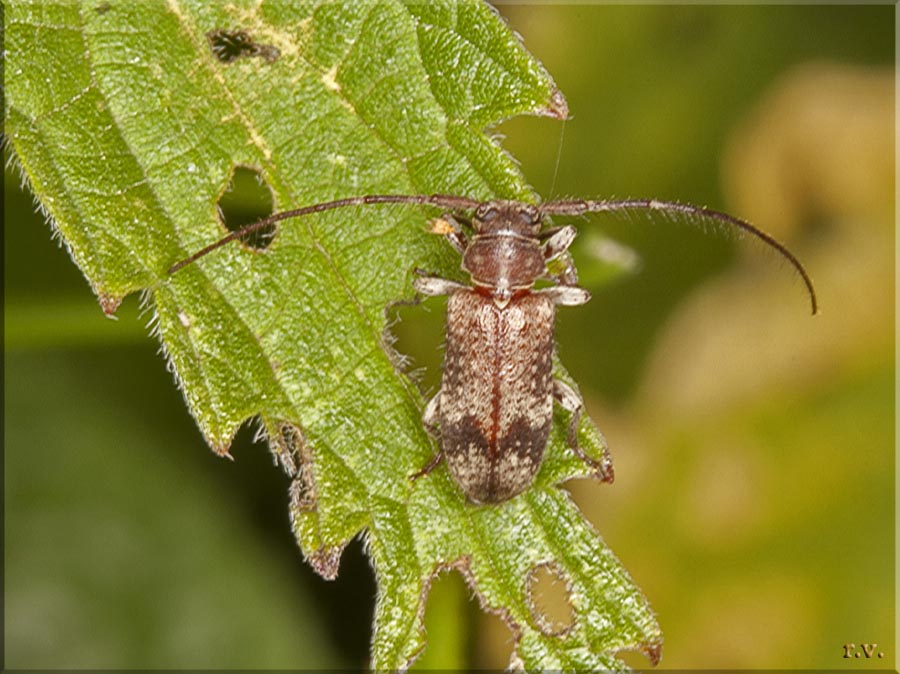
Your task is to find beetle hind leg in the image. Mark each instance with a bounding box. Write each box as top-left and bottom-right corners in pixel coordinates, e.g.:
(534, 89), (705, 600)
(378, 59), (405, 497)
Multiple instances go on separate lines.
(410, 450), (444, 481)
(552, 379), (614, 483)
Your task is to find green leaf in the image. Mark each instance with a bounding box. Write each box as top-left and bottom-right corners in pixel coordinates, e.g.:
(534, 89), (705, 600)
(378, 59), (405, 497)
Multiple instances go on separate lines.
(5, 0), (660, 668)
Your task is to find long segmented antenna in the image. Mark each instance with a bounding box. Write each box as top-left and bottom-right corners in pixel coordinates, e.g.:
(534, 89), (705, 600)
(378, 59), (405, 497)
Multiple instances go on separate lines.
(167, 193), (480, 275)
(540, 198), (818, 315)
(168, 193), (817, 315)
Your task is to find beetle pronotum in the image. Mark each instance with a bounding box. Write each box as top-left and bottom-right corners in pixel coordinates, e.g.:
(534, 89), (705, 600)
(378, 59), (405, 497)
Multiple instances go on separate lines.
(169, 193), (816, 503)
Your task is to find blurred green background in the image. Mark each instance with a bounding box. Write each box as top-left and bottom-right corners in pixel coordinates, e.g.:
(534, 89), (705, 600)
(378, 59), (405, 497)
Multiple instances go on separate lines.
(5, 4), (894, 670)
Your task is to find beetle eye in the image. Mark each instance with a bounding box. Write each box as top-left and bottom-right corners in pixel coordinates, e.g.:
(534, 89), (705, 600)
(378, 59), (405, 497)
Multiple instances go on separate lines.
(518, 206), (540, 227)
(475, 204), (498, 221)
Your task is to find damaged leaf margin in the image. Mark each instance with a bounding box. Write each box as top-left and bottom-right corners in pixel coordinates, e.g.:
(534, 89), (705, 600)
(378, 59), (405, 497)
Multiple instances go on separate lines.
(5, 0), (661, 669)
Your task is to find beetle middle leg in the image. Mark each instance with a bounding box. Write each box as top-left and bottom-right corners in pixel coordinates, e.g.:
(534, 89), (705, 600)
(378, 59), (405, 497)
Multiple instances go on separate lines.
(553, 379), (614, 483)
(539, 284), (591, 307)
(410, 392), (444, 481)
(412, 269), (468, 297)
(408, 270), (463, 483)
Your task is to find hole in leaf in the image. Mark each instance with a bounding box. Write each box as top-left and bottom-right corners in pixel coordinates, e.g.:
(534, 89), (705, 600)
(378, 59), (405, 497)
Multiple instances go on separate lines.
(218, 166), (276, 250)
(616, 641), (664, 669)
(207, 29), (280, 64)
(526, 562), (576, 637)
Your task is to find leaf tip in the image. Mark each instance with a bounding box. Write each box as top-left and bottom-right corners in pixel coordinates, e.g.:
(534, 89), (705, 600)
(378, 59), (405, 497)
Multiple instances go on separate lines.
(308, 544), (344, 580)
(624, 639), (663, 667)
(597, 455), (615, 484)
(211, 441), (235, 460)
(98, 292), (123, 317)
(645, 640), (664, 666)
(542, 88), (570, 120)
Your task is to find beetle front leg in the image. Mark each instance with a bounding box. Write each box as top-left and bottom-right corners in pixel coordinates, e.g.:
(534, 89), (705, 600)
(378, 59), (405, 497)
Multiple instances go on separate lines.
(541, 225), (577, 260)
(541, 225), (579, 285)
(429, 213), (469, 255)
(411, 392), (444, 481)
(552, 379), (614, 483)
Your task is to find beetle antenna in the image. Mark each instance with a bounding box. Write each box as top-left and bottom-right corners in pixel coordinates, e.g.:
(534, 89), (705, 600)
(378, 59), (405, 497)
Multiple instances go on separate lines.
(539, 198), (818, 315)
(167, 193), (482, 275)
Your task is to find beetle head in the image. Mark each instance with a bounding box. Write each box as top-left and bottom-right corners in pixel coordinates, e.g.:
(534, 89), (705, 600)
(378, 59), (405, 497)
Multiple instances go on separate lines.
(473, 201), (542, 238)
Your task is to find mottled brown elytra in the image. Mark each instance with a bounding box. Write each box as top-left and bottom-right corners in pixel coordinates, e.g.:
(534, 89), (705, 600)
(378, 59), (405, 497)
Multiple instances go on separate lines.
(169, 194), (817, 503)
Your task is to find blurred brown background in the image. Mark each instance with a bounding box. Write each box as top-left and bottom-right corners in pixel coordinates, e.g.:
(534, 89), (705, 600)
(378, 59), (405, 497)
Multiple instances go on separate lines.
(5, 4), (894, 670)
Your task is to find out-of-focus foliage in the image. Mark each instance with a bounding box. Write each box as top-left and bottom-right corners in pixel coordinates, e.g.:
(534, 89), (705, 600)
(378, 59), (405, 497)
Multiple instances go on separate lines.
(595, 62), (894, 670)
(5, 351), (341, 669)
(5, 4), (894, 671)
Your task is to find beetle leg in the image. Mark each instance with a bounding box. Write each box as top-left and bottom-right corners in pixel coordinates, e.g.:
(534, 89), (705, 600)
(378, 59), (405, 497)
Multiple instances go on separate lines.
(413, 271), (468, 297)
(539, 285), (591, 306)
(410, 451), (444, 482)
(410, 393), (444, 481)
(542, 225), (577, 261)
(421, 390), (441, 435)
(430, 213), (469, 254)
(541, 225), (579, 286)
(552, 379), (614, 483)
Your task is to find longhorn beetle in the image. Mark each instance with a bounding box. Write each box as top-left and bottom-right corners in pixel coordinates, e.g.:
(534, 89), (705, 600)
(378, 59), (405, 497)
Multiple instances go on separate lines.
(169, 194), (817, 504)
